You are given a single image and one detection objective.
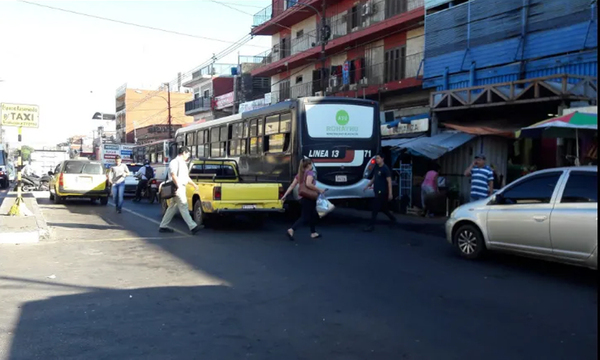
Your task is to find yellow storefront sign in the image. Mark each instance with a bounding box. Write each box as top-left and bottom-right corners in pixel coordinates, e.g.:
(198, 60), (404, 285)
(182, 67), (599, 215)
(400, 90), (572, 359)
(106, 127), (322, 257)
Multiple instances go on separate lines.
(1, 103), (40, 128)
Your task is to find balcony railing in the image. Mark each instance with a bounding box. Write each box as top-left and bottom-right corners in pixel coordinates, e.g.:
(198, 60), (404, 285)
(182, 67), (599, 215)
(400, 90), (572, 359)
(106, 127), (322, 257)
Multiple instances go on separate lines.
(249, 0), (424, 68)
(184, 97), (212, 114)
(269, 52), (424, 103)
(253, 3), (273, 26)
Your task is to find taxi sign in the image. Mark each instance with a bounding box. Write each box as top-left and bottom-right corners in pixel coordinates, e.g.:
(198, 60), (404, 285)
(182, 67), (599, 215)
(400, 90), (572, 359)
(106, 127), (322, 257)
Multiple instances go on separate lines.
(1, 103), (40, 128)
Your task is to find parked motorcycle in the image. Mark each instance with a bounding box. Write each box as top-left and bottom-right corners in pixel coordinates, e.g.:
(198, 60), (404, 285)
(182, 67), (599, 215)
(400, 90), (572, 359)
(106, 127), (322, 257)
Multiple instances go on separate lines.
(19, 174), (51, 192)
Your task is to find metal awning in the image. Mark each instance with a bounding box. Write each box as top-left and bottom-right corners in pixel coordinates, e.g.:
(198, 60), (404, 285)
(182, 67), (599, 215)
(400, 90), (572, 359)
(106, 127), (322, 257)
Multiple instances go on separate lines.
(384, 132), (476, 160)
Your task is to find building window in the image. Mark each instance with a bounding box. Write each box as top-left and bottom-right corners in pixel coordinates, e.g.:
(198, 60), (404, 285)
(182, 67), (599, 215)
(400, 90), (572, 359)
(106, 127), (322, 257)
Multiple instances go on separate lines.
(296, 75), (303, 84)
(279, 80), (291, 101)
(385, 0), (407, 19)
(350, 5), (360, 30)
(384, 46), (406, 83)
(296, 30), (304, 38)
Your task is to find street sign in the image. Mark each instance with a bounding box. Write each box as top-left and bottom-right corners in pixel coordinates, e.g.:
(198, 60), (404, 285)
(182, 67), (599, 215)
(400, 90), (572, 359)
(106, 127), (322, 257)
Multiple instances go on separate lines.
(1, 103), (39, 128)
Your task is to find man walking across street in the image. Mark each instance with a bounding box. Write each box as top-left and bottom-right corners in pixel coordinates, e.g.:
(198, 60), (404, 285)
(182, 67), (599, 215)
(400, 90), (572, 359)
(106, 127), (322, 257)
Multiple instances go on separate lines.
(464, 154), (494, 202)
(159, 147), (202, 235)
(134, 160), (154, 202)
(363, 152), (397, 232)
(109, 155), (129, 213)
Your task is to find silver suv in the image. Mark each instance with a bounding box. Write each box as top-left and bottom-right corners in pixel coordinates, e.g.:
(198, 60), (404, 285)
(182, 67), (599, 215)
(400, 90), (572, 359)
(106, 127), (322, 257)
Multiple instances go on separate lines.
(446, 167), (597, 269)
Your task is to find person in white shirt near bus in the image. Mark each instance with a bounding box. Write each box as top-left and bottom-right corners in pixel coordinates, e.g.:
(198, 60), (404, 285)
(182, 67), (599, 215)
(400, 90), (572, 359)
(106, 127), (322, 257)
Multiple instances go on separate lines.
(158, 147), (202, 235)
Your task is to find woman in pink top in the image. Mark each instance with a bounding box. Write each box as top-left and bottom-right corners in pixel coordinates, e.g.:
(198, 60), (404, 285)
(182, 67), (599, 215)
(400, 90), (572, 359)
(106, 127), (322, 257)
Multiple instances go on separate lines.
(421, 163), (439, 217)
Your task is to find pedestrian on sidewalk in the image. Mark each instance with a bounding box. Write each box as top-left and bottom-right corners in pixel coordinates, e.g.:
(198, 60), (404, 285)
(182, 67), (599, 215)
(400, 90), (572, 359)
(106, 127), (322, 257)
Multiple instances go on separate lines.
(283, 158), (325, 240)
(421, 163), (440, 218)
(363, 152), (397, 232)
(158, 147), (202, 235)
(464, 154), (494, 202)
(108, 155), (129, 213)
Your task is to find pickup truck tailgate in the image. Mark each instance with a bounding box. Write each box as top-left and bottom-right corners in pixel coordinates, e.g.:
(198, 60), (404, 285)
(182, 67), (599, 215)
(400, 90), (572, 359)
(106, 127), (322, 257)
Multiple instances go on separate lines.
(220, 183), (279, 202)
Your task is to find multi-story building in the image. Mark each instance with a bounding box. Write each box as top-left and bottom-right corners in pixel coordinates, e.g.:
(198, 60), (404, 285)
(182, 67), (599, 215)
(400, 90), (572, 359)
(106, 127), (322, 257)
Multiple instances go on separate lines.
(387, 0), (598, 203)
(115, 84), (194, 143)
(133, 123), (183, 145)
(246, 0), (428, 127)
(182, 63), (237, 122)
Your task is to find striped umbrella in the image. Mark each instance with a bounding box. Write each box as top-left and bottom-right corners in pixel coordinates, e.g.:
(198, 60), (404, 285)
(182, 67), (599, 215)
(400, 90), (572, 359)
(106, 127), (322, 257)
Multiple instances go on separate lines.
(516, 112), (597, 162)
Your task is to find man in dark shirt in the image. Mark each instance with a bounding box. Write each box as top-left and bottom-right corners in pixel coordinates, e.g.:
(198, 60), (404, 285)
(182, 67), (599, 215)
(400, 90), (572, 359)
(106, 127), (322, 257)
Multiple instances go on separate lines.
(363, 152), (397, 232)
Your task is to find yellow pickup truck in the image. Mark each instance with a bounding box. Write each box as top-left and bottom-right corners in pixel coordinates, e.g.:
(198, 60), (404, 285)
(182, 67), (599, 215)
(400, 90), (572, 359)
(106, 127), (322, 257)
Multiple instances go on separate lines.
(162, 159), (284, 226)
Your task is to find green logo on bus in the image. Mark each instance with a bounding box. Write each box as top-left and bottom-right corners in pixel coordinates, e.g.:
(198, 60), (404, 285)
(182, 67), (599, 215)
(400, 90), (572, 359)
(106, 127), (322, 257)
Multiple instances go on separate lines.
(335, 110), (350, 126)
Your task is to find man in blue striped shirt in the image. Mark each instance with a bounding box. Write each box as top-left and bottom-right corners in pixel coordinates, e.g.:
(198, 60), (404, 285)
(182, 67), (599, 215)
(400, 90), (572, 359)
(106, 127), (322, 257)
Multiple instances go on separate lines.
(464, 154), (494, 202)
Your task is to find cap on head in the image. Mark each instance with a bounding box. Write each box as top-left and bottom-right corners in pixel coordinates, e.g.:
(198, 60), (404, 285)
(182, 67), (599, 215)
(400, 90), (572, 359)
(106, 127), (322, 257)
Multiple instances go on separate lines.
(474, 154), (486, 160)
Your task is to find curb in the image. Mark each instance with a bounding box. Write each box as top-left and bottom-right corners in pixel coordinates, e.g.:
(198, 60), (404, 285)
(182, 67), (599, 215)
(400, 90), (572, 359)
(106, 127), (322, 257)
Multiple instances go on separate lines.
(0, 232), (39, 244)
(0, 192), (49, 244)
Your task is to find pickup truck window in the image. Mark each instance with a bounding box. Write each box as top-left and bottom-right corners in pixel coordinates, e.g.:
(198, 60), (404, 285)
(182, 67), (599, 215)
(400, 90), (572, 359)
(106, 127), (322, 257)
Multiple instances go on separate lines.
(561, 172), (598, 203)
(499, 172), (562, 205)
(205, 164), (236, 177)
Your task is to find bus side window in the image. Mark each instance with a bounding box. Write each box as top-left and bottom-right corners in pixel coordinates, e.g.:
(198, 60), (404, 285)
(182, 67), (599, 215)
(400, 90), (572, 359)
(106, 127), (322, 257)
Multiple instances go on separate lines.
(197, 130), (205, 158)
(265, 113), (291, 153)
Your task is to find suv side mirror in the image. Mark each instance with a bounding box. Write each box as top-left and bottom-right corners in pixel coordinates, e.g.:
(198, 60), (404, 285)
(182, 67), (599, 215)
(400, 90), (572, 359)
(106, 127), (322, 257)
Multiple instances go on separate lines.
(48, 171), (54, 176)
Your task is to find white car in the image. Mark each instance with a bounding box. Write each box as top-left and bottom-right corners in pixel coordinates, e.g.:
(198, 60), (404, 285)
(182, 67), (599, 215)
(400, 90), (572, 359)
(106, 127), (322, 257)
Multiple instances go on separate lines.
(124, 163), (142, 196)
(446, 166), (597, 269)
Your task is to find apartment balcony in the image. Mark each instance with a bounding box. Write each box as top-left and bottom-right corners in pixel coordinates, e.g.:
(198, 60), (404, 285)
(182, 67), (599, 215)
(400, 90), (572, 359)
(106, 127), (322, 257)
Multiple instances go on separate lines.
(269, 52), (424, 104)
(182, 63), (237, 88)
(249, 0), (424, 78)
(252, 0), (322, 36)
(184, 98), (212, 116)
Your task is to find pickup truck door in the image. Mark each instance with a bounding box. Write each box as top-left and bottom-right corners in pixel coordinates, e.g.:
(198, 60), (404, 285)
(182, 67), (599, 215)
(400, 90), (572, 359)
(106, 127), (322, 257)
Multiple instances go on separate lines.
(550, 170), (598, 260)
(486, 171), (564, 254)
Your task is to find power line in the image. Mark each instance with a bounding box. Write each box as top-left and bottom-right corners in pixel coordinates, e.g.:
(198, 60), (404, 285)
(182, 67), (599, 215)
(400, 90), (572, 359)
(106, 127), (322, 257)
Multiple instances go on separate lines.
(207, 1), (266, 9)
(209, 0), (256, 16)
(17, 0), (267, 48)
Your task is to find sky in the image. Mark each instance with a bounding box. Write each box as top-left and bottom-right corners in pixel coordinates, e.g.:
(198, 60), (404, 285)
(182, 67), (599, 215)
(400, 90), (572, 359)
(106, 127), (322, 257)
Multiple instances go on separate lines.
(0, 0), (271, 147)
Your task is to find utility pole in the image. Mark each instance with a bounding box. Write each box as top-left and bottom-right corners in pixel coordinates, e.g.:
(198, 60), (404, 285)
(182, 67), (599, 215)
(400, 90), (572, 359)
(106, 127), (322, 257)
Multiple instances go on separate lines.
(166, 83), (172, 139)
(319, 0), (329, 94)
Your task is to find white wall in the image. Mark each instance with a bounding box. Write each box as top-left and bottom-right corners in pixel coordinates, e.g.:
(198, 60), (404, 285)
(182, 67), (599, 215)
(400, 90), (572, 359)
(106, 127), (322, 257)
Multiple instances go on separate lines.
(406, 27), (425, 78)
(291, 15), (318, 55)
(291, 64), (315, 98)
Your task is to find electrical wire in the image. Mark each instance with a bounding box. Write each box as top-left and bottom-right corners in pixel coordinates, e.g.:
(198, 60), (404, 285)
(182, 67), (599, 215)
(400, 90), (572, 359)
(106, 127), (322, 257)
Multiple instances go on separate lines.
(17, 0), (267, 48)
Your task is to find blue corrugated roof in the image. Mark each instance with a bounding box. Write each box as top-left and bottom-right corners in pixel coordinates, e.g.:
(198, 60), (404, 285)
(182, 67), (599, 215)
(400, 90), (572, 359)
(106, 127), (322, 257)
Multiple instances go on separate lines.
(384, 132), (476, 160)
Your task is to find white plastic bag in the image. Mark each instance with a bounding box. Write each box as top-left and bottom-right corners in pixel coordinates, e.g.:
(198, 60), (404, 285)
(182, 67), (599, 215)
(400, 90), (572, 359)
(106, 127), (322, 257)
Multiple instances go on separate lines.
(316, 194), (335, 218)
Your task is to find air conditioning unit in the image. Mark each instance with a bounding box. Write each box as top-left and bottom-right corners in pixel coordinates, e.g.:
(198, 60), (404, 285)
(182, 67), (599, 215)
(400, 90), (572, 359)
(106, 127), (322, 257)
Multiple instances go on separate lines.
(314, 91), (324, 97)
(326, 87), (333, 93)
(350, 84), (358, 91)
(329, 77), (338, 88)
(360, 77), (368, 85)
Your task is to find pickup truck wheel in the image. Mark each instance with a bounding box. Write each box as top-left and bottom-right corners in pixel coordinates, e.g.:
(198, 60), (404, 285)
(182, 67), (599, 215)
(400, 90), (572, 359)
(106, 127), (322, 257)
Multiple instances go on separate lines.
(53, 194), (63, 204)
(193, 200), (206, 226)
(100, 197), (109, 206)
(49, 191), (55, 201)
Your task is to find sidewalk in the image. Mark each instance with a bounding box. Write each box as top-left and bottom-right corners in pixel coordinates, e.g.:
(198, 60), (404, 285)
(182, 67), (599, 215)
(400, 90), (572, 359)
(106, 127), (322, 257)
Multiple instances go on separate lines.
(0, 192), (50, 244)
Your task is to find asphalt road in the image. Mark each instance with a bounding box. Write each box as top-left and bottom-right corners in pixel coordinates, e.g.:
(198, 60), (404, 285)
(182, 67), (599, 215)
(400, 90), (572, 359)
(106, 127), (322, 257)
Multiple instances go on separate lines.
(0, 194), (597, 360)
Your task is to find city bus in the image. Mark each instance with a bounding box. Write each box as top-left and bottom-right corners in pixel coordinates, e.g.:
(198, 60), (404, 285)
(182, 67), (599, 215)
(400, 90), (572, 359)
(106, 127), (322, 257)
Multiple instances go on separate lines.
(132, 139), (172, 181)
(174, 97), (381, 203)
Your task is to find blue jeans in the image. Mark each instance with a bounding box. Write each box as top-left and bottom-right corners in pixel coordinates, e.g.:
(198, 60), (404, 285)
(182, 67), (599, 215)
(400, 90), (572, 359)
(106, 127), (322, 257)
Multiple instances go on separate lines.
(112, 182), (125, 210)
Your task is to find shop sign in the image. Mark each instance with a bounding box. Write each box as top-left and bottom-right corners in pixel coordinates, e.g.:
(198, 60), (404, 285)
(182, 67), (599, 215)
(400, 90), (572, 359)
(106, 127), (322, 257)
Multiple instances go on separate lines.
(215, 92), (235, 110)
(381, 118), (429, 137)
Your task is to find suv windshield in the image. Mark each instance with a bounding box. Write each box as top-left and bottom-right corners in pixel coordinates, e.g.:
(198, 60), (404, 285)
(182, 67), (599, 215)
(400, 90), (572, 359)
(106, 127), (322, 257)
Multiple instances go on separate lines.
(127, 165), (142, 174)
(64, 161), (104, 175)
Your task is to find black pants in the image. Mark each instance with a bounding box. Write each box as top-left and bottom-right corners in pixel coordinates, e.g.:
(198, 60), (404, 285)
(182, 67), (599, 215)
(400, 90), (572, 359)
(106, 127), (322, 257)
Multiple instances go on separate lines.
(370, 193), (397, 226)
(291, 198), (318, 233)
(135, 180), (148, 200)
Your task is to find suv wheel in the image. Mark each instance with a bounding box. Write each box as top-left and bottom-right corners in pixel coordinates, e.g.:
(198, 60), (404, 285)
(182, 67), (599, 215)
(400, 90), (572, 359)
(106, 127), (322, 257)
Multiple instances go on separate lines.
(454, 224), (486, 259)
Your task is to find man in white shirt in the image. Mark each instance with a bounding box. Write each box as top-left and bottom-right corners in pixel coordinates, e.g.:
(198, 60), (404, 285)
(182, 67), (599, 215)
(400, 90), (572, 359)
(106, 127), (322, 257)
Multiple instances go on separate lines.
(159, 147), (202, 234)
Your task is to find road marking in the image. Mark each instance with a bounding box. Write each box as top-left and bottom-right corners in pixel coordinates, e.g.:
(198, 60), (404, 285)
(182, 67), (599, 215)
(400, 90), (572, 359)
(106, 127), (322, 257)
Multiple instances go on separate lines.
(109, 202), (190, 236)
(42, 235), (190, 245)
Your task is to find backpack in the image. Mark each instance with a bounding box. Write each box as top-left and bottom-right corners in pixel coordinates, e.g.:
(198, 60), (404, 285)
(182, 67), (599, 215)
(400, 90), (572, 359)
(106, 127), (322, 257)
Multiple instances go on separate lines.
(144, 166), (154, 180)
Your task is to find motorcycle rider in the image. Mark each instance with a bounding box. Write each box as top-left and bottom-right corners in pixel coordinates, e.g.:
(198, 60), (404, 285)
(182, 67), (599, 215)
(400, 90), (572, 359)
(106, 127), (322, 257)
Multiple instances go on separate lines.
(133, 160), (154, 202)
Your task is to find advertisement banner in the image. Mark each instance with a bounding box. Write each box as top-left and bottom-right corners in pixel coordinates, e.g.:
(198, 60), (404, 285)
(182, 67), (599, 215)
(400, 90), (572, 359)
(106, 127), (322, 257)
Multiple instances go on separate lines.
(215, 92), (235, 110)
(305, 104), (374, 139)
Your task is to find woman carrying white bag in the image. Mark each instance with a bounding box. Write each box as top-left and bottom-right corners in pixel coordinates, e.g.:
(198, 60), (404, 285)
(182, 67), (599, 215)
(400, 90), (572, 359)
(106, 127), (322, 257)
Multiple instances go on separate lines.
(280, 158), (327, 241)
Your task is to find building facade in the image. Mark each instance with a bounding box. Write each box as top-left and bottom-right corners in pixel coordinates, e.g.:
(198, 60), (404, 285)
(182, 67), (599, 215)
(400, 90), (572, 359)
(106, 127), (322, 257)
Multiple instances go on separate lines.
(246, 0), (429, 128)
(115, 84), (194, 143)
(182, 63), (237, 123)
(133, 123), (183, 145)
